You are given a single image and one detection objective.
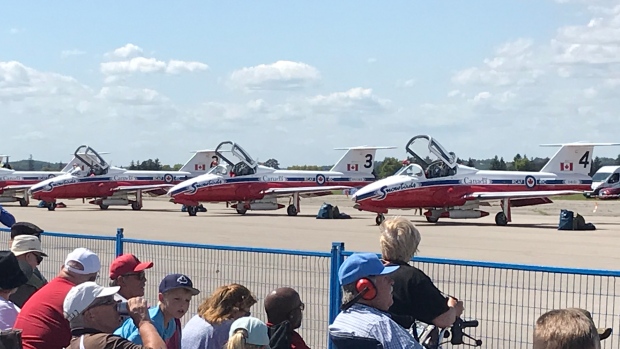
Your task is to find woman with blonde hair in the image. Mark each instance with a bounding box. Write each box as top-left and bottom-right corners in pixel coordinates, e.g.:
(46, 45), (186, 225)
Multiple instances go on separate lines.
(226, 316), (271, 349)
(379, 216), (464, 336)
(182, 283), (257, 349)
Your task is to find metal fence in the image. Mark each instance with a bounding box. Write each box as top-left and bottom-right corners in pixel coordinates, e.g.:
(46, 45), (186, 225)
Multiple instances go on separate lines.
(2, 227), (620, 349)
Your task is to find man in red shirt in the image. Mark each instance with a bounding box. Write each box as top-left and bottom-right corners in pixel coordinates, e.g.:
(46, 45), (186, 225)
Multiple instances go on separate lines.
(13, 247), (101, 349)
(264, 287), (311, 349)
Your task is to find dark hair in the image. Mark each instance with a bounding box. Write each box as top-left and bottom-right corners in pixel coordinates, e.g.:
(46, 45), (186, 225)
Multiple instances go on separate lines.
(10, 222), (43, 239)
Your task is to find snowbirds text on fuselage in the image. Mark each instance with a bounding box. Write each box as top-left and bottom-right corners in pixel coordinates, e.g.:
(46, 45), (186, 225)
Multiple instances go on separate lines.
(351, 135), (620, 226)
(167, 140), (396, 216)
(29, 145), (217, 211)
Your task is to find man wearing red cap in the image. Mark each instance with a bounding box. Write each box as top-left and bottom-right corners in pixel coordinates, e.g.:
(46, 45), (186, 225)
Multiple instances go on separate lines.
(109, 254), (153, 307)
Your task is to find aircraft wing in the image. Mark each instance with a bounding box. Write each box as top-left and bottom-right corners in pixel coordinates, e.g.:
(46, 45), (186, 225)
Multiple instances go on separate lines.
(262, 186), (353, 198)
(2, 184), (33, 191)
(463, 190), (583, 201)
(112, 184), (175, 196)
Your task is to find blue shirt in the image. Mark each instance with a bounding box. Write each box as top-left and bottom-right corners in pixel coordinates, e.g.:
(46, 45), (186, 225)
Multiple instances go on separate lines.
(0, 204), (15, 228)
(329, 303), (423, 349)
(113, 305), (176, 345)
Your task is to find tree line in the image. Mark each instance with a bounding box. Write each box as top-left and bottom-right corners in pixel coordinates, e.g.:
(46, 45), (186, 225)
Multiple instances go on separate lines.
(8, 153), (620, 179)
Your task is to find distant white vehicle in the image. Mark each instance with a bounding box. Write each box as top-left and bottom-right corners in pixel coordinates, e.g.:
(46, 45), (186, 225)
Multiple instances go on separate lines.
(585, 165), (620, 199)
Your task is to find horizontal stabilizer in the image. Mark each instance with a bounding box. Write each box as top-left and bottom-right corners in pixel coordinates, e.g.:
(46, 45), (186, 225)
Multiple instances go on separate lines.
(333, 146), (397, 150)
(540, 142), (620, 147)
(464, 190), (583, 201)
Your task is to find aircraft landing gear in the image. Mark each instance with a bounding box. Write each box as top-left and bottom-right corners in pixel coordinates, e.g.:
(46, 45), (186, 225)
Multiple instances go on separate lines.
(375, 214), (385, 225)
(187, 206), (198, 216)
(19, 197), (29, 207)
(426, 216), (439, 223)
(287, 204), (298, 216)
(131, 202), (142, 211)
(99, 204), (109, 210)
(495, 212), (508, 226)
(236, 208), (247, 215)
(46, 201), (57, 211)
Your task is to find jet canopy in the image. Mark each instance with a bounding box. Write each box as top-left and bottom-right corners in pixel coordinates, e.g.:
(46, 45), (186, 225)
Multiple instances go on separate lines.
(405, 135), (458, 179)
(394, 163), (424, 177)
(0, 155), (12, 169)
(214, 141), (258, 176)
(73, 145), (109, 176)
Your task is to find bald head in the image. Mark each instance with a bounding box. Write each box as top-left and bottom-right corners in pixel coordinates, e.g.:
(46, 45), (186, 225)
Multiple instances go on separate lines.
(264, 287), (304, 329)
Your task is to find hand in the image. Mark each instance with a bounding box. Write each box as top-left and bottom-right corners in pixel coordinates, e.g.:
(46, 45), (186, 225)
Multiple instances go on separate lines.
(127, 297), (151, 325)
(448, 297), (464, 316)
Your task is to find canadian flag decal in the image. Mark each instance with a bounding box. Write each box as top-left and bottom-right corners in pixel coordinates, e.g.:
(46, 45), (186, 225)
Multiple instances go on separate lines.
(347, 164), (358, 171)
(195, 163), (206, 171)
(560, 162), (573, 171)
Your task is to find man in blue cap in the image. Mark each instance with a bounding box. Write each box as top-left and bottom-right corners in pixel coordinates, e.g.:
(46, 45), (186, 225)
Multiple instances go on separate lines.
(328, 252), (423, 349)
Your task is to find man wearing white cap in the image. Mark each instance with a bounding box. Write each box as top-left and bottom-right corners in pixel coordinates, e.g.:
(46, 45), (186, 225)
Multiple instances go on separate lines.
(63, 281), (167, 349)
(9, 235), (48, 307)
(14, 247), (101, 349)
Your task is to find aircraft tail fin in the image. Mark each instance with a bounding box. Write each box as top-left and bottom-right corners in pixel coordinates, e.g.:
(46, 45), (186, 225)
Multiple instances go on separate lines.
(539, 142), (620, 175)
(179, 149), (217, 173)
(330, 146), (397, 174)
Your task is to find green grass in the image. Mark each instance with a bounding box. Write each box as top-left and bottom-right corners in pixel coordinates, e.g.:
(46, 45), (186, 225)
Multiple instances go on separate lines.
(555, 194), (588, 201)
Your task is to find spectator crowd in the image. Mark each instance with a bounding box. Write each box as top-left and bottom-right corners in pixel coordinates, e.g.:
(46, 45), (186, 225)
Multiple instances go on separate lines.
(0, 203), (614, 349)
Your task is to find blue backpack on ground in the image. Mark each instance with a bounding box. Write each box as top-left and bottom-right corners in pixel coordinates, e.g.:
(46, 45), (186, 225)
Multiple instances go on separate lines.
(317, 203), (333, 219)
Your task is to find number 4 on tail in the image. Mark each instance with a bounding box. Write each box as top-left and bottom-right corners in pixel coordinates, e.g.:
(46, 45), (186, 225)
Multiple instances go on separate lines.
(579, 151), (590, 168)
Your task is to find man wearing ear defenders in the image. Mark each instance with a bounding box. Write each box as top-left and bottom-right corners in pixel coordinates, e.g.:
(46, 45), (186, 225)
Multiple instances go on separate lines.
(328, 253), (424, 349)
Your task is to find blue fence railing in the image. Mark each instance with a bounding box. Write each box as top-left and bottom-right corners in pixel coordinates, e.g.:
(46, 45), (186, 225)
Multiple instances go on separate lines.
(2, 227), (619, 349)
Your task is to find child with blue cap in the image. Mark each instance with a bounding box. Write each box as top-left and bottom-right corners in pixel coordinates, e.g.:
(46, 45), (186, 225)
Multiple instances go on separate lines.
(226, 316), (271, 349)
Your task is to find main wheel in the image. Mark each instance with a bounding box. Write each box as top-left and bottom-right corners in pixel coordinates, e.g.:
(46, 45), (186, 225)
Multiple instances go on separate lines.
(131, 202), (142, 211)
(495, 212), (508, 226)
(287, 204), (298, 216)
(426, 216), (439, 223)
(46, 202), (56, 211)
(375, 214), (385, 225)
(236, 208), (247, 215)
(19, 198), (29, 207)
(187, 206), (198, 216)
(99, 204), (109, 210)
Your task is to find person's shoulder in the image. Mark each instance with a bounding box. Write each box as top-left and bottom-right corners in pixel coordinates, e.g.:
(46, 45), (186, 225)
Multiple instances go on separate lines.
(82, 333), (144, 349)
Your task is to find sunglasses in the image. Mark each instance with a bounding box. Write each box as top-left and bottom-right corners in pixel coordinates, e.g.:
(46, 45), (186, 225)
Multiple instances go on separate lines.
(122, 271), (146, 281)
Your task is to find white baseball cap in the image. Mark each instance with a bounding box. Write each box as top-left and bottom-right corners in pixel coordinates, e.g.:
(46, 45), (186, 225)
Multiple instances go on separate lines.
(10, 235), (47, 257)
(63, 281), (120, 321)
(64, 248), (101, 275)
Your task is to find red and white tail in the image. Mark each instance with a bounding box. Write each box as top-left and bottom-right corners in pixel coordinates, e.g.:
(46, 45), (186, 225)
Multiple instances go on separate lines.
(179, 149), (218, 174)
(330, 146), (396, 174)
(540, 142), (620, 175)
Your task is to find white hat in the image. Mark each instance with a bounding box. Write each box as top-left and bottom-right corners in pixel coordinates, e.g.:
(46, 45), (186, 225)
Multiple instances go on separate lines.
(10, 235), (47, 257)
(64, 248), (100, 275)
(63, 281), (120, 321)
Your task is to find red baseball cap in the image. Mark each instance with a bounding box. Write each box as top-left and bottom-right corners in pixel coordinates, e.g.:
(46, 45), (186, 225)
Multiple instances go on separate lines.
(109, 254), (154, 280)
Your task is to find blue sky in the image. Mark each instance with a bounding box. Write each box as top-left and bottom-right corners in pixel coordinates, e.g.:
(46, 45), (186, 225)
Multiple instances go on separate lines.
(2, 0), (619, 167)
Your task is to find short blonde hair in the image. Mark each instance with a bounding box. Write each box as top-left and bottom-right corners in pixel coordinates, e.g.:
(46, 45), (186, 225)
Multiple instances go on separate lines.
(379, 216), (421, 262)
(534, 308), (601, 349)
(197, 283), (257, 325)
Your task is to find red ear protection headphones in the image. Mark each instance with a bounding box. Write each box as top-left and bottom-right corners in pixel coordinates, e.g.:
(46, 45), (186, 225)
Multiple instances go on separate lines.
(356, 277), (377, 300)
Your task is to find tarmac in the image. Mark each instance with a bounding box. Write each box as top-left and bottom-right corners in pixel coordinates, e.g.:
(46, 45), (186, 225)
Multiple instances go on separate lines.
(4, 195), (620, 269)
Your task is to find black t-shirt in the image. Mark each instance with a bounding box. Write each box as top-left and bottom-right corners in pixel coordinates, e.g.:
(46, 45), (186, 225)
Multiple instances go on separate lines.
(386, 260), (450, 329)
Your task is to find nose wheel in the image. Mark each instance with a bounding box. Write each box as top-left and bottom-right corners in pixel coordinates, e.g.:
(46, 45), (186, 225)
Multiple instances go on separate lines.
(375, 214), (385, 225)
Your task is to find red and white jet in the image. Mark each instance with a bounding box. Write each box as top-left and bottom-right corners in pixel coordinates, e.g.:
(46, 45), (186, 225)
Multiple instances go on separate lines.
(0, 155), (70, 207)
(351, 135), (620, 226)
(29, 145), (216, 211)
(167, 141), (395, 216)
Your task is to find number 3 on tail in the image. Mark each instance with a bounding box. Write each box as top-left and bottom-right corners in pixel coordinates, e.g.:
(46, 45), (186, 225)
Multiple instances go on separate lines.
(579, 151), (590, 168)
(364, 154), (373, 168)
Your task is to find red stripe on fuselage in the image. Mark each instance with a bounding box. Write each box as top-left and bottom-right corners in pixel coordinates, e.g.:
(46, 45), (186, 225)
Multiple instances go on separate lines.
(356, 183), (590, 212)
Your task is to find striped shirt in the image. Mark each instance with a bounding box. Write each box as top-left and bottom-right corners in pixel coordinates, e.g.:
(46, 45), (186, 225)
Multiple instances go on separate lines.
(329, 303), (423, 349)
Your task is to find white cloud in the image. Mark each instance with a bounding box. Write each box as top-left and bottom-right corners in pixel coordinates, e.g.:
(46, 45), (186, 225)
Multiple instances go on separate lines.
(308, 87), (392, 116)
(229, 60), (321, 91)
(100, 45), (208, 82)
(8, 28), (19, 35)
(106, 44), (144, 60)
(61, 49), (86, 58)
(96, 86), (168, 105)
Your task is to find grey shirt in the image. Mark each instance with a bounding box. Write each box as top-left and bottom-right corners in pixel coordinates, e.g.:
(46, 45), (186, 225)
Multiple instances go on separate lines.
(181, 315), (234, 349)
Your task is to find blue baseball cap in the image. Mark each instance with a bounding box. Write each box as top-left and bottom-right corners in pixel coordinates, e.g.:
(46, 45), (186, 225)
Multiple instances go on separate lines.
(159, 273), (200, 295)
(229, 316), (271, 348)
(338, 253), (399, 285)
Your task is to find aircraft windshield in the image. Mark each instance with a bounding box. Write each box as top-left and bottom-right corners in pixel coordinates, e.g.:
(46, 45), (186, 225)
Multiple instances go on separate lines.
(207, 164), (229, 176)
(592, 172), (612, 182)
(394, 164), (424, 177)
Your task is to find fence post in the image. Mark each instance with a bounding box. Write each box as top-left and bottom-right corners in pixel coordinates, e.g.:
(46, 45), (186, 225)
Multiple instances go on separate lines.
(328, 242), (345, 349)
(115, 228), (124, 256)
